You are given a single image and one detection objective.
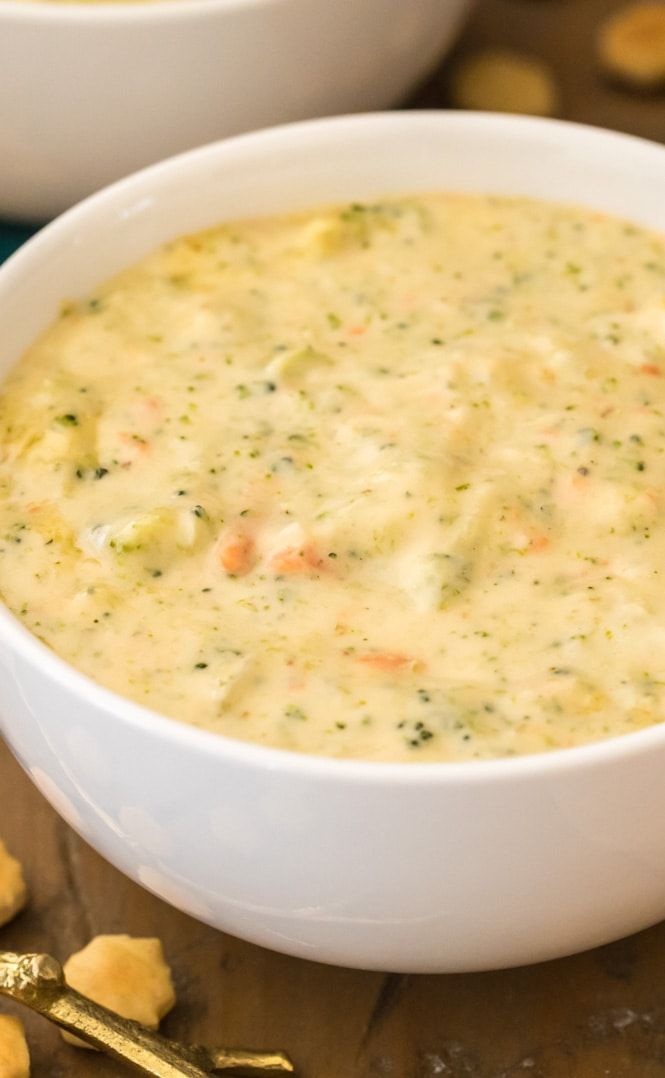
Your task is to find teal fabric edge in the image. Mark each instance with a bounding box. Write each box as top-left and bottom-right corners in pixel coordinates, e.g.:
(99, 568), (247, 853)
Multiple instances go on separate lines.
(0, 223), (37, 264)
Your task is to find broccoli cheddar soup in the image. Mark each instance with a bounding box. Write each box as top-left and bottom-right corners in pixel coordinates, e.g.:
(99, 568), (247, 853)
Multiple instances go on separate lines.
(2, 194), (665, 762)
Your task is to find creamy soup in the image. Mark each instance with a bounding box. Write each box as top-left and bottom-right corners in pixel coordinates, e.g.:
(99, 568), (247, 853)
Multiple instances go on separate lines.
(2, 195), (665, 761)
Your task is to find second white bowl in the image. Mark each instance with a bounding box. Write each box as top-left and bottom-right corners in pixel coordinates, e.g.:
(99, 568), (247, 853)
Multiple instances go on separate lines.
(0, 0), (471, 221)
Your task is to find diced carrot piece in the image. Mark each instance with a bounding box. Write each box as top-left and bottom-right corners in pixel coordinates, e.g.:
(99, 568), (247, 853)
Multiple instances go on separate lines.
(118, 432), (150, 453)
(134, 396), (163, 418)
(571, 472), (588, 491)
(640, 363), (662, 376)
(358, 652), (415, 672)
(219, 535), (254, 576)
(528, 533), (550, 553)
(269, 545), (324, 574)
(347, 325), (367, 337)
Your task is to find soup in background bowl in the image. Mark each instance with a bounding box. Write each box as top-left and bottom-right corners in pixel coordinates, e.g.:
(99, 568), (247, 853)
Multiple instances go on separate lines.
(1, 112), (665, 972)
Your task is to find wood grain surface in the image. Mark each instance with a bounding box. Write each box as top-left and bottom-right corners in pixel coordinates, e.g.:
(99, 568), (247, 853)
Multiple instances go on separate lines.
(1, 1), (664, 1075)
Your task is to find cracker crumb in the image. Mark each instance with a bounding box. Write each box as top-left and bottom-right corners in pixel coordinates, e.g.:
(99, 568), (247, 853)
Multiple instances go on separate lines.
(597, 2), (665, 88)
(449, 49), (560, 116)
(0, 1015), (30, 1078)
(0, 841), (27, 929)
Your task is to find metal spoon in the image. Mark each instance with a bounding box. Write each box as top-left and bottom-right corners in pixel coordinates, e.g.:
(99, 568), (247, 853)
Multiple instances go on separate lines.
(0, 951), (294, 1077)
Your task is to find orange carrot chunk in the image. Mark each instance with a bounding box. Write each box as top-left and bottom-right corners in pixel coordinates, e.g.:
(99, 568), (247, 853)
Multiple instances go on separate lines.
(118, 432), (150, 453)
(269, 545), (324, 574)
(527, 533), (550, 553)
(218, 535), (254, 576)
(640, 363), (662, 376)
(358, 652), (415, 672)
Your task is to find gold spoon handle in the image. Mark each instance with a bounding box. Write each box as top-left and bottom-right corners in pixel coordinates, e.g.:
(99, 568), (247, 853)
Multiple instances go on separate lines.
(205, 1049), (295, 1075)
(0, 952), (294, 1077)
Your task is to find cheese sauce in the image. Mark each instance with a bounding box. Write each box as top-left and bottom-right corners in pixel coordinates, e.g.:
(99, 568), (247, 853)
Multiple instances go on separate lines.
(2, 194), (665, 761)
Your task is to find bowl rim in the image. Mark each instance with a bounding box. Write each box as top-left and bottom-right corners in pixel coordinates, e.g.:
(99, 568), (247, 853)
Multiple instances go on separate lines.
(0, 0), (280, 23)
(3, 108), (665, 786)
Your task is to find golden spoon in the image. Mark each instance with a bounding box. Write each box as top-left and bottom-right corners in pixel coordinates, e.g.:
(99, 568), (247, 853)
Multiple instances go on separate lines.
(0, 951), (294, 1077)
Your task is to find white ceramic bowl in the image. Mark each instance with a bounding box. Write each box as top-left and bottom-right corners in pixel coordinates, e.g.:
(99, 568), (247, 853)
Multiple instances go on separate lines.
(0, 0), (471, 222)
(2, 112), (665, 974)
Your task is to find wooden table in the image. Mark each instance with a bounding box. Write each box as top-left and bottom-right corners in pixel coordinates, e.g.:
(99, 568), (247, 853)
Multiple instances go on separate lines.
(2, 1), (665, 1074)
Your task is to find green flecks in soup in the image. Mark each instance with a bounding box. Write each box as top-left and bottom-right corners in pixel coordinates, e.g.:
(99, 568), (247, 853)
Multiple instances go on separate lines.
(2, 194), (665, 761)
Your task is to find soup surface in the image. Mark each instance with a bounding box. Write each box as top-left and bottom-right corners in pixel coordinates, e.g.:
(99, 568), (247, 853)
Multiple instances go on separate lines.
(2, 195), (665, 761)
